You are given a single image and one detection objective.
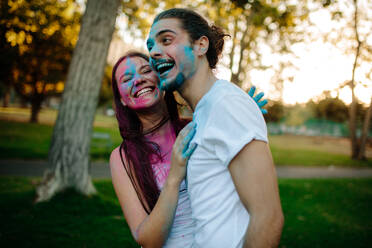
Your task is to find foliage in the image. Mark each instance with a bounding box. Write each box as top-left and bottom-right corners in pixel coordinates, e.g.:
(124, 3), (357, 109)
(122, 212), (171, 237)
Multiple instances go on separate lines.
(318, 0), (372, 159)
(314, 97), (349, 122)
(1, 177), (371, 247)
(283, 103), (315, 126)
(0, 0), (81, 122)
(264, 100), (284, 123)
(118, 0), (310, 96)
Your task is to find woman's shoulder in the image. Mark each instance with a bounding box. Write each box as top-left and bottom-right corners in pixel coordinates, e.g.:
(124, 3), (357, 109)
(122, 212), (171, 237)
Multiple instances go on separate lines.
(110, 145), (126, 169)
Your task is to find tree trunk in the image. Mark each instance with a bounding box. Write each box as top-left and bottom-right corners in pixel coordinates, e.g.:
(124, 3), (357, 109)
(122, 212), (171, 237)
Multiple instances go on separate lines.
(357, 98), (372, 160)
(349, 0), (361, 159)
(2, 81), (11, 107)
(35, 0), (120, 202)
(2, 89), (10, 107)
(30, 97), (42, 123)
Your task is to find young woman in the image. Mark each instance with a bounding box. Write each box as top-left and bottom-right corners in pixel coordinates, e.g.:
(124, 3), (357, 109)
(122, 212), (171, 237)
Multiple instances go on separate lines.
(147, 8), (283, 248)
(110, 52), (196, 248)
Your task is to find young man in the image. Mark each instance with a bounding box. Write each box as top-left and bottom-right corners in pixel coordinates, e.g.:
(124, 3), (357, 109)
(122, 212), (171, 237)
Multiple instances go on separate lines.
(147, 8), (284, 248)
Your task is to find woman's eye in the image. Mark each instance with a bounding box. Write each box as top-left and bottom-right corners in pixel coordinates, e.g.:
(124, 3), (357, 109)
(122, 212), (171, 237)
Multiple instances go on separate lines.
(122, 77), (131, 83)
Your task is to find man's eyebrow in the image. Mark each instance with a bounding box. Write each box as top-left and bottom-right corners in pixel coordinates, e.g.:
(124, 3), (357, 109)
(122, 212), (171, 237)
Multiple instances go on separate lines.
(155, 29), (176, 38)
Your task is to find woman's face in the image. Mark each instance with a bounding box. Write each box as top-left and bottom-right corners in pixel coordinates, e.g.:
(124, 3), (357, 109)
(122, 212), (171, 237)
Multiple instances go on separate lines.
(115, 56), (163, 111)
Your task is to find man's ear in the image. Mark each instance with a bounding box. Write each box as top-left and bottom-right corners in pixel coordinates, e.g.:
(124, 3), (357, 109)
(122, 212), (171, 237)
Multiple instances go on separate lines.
(120, 98), (127, 107)
(194, 36), (209, 56)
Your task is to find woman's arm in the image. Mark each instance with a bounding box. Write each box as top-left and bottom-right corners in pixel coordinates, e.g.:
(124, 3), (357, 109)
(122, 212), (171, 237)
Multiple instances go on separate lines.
(110, 122), (197, 248)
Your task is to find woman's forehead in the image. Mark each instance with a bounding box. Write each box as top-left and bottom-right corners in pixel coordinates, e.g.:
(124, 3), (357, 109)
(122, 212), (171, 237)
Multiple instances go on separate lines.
(118, 56), (149, 72)
(115, 56), (149, 80)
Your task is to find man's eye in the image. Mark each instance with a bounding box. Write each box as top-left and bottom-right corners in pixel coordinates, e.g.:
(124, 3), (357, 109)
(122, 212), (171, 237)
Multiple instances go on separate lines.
(162, 37), (171, 44)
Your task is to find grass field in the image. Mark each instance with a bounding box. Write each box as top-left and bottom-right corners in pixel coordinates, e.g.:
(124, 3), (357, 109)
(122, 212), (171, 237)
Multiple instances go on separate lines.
(0, 177), (371, 248)
(1, 107), (372, 167)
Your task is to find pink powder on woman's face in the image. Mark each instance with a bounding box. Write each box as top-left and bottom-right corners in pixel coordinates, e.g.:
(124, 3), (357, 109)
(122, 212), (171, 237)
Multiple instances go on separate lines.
(115, 56), (162, 110)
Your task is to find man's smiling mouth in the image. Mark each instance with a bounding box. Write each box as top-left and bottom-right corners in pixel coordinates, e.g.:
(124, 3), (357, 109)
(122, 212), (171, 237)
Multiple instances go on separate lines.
(154, 60), (175, 76)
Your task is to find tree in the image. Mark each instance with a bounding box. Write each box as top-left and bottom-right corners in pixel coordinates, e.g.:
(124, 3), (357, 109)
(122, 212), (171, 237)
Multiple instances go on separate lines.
(207, 0), (305, 88)
(121, 0), (309, 101)
(35, 0), (120, 202)
(358, 98), (372, 159)
(314, 96), (349, 123)
(348, 0), (372, 159)
(264, 100), (284, 123)
(324, 0), (372, 159)
(0, 0), (81, 122)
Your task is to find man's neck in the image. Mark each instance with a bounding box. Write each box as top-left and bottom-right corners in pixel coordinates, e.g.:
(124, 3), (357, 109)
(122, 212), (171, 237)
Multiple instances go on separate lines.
(177, 60), (218, 111)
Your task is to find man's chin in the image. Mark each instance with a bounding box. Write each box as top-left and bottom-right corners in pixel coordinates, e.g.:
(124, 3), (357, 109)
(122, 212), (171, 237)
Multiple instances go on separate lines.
(159, 73), (185, 92)
(159, 77), (178, 92)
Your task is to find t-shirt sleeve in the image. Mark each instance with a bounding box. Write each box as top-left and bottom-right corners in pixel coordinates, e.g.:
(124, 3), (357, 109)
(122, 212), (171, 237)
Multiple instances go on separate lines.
(203, 93), (268, 167)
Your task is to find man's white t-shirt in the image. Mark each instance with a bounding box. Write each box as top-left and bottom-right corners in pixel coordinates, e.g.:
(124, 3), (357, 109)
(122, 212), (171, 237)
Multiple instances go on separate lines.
(187, 80), (268, 248)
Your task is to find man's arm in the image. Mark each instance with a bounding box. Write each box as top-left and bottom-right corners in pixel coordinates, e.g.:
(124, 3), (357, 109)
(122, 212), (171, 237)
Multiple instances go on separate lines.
(229, 140), (284, 248)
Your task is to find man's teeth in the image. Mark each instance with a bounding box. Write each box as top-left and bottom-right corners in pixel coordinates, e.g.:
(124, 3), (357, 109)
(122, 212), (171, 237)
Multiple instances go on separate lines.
(136, 88), (152, 97)
(157, 63), (173, 70)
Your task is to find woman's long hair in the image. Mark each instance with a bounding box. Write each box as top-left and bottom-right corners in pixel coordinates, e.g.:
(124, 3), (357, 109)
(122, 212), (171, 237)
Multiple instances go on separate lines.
(112, 51), (187, 214)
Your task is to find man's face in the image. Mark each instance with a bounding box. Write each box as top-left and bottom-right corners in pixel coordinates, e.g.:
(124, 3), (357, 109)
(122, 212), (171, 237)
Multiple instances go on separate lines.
(147, 18), (196, 92)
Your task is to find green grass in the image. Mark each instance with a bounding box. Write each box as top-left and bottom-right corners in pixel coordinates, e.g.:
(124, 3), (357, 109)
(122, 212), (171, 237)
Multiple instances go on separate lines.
(0, 119), (371, 166)
(0, 120), (122, 161)
(0, 177), (139, 248)
(0, 177), (371, 247)
(279, 179), (371, 248)
(271, 147), (372, 167)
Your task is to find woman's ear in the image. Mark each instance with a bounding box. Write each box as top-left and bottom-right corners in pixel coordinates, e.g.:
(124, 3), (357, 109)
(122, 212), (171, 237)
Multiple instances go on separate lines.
(194, 36), (209, 56)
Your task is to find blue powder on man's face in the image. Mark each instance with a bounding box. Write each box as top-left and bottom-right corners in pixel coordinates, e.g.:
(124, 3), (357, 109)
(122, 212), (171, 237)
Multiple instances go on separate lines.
(153, 46), (196, 92)
(184, 46), (195, 65)
(175, 73), (185, 88)
(159, 73), (184, 91)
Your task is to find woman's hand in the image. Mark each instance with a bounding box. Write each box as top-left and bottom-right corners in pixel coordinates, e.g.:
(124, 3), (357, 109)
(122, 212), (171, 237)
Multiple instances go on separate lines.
(167, 121), (197, 186)
(248, 86), (268, 114)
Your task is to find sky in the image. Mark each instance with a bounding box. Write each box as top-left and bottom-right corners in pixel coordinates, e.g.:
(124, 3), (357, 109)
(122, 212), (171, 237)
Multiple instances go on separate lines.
(113, 1), (372, 106)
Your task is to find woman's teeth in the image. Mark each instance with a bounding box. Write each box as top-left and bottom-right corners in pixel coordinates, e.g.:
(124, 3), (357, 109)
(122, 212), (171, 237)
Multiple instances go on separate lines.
(136, 88), (152, 97)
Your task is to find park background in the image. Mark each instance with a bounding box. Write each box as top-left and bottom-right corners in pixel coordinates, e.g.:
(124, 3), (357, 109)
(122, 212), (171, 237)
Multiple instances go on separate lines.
(0, 0), (371, 247)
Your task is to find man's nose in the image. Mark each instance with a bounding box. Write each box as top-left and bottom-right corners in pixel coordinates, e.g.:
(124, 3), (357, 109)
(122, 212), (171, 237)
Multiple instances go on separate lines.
(149, 43), (162, 60)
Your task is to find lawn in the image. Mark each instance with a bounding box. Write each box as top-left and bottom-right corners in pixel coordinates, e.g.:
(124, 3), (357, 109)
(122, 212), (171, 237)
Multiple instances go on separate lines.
(0, 120), (122, 161)
(1, 118), (371, 167)
(1, 107), (372, 166)
(0, 177), (371, 247)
